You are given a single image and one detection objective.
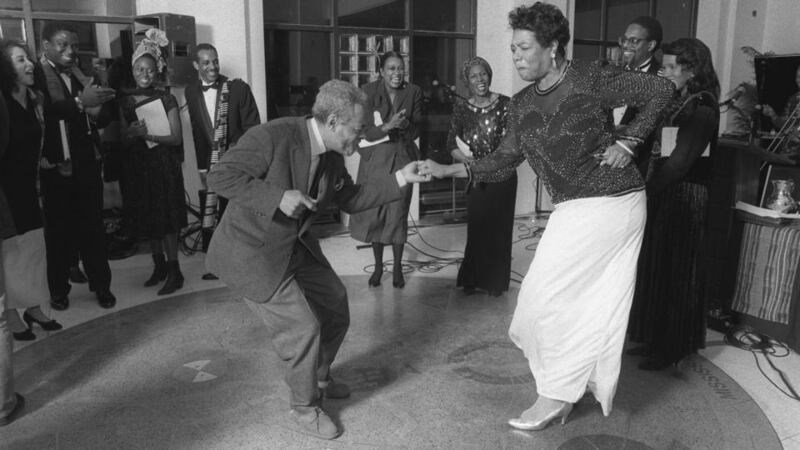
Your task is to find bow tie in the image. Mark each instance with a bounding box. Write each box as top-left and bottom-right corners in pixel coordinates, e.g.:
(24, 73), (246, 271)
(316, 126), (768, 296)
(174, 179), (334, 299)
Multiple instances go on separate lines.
(201, 83), (219, 92)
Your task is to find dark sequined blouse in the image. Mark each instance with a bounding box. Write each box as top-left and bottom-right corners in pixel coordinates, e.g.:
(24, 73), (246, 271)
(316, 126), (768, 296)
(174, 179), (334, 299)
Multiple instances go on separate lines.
(446, 95), (511, 183)
(470, 59), (674, 205)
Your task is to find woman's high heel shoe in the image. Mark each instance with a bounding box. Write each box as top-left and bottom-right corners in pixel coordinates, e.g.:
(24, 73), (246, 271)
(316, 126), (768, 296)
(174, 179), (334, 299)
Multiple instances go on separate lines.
(508, 403), (573, 431)
(23, 311), (63, 331)
(368, 270), (382, 287)
(392, 270), (405, 289)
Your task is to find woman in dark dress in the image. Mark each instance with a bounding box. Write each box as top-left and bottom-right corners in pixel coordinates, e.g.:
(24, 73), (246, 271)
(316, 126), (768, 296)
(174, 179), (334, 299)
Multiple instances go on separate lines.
(0, 40), (62, 341)
(628, 38), (720, 370)
(120, 29), (186, 295)
(447, 57), (515, 296)
(350, 51), (423, 289)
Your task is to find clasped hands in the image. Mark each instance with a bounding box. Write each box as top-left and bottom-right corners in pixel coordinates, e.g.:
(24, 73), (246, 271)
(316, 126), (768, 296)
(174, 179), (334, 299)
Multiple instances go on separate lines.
(278, 161), (433, 219)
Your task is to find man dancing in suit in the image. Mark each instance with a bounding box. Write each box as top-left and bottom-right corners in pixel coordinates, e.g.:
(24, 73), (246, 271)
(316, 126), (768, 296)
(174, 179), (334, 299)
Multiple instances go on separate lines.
(35, 22), (117, 310)
(206, 80), (429, 439)
(186, 44), (260, 277)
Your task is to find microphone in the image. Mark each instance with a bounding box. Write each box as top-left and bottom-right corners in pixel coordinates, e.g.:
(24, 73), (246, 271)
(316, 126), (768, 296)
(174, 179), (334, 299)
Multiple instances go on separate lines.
(720, 86), (745, 107)
(433, 81), (469, 102)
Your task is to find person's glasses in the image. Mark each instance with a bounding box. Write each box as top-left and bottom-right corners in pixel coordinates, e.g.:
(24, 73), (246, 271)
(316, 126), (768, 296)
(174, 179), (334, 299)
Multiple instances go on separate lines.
(618, 36), (645, 47)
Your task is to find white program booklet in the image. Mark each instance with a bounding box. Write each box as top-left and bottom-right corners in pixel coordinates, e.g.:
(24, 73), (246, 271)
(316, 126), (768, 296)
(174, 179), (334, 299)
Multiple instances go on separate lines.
(358, 110), (390, 148)
(135, 98), (170, 149)
(660, 126), (710, 158)
(455, 135), (473, 158)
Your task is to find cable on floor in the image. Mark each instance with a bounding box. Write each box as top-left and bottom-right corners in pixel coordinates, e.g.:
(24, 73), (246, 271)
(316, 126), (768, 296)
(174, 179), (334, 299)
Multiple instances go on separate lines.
(724, 324), (800, 402)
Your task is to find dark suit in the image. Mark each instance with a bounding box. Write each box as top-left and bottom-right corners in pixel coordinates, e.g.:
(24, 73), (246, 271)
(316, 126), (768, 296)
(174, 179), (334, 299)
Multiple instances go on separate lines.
(34, 62), (111, 297)
(185, 75), (261, 172)
(207, 116), (405, 407)
(350, 80), (423, 244)
(620, 58), (662, 176)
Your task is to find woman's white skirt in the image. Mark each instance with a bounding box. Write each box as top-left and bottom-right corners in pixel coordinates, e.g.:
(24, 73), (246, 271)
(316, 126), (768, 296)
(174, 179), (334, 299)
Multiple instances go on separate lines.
(2, 227), (49, 309)
(509, 190), (646, 416)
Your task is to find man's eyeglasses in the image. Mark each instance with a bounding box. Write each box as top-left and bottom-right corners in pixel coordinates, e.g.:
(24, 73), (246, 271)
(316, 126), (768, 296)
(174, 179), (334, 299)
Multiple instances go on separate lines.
(618, 36), (646, 47)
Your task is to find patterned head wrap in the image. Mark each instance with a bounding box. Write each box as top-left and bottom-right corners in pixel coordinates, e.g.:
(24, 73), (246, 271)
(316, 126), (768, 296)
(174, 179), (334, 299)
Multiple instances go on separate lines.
(132, 28), (169, 73)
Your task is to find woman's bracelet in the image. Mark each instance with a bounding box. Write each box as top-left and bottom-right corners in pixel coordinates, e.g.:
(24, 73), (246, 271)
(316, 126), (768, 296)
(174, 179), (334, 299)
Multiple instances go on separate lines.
(615, 140), (635, 156)
(463, 162), (473, 184)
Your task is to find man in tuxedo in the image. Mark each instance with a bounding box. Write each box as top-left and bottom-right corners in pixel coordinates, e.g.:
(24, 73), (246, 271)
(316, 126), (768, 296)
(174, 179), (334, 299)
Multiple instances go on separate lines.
(206, 80), (429, 439)
(617, 16), (665, 175)
(35, 22), (117, 310)
(185, 43), (260, 279)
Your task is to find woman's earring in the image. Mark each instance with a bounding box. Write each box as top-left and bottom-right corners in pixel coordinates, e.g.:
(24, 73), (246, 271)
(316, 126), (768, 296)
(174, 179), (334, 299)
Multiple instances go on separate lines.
(551, 52), (557, 69)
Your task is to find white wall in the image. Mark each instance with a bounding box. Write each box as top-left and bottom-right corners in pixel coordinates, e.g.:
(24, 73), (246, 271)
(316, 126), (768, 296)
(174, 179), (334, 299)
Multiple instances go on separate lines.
(135, 0), (267, 206)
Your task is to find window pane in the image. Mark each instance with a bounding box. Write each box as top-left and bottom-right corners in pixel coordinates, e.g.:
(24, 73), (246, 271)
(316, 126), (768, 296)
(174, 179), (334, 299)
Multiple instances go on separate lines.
(412, 36), (473, 158)
(31, 0), (134, 15)
(0, 18), (26, 41)
(574, 1), (602, 40)
(263, 0), (331, 25)
(0, 0), (23, 11)
(338, 0), (405, 29)
(656, 0), (694, 44)
(265, 30), (331, 118)
(573, 43), (603, 62)
(412, 0), (473, 33)
(607, 0), (650, 40)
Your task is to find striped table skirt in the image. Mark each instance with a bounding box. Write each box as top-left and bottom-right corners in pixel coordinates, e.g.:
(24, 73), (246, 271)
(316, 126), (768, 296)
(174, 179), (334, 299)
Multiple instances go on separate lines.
(731, 221), (800, 324)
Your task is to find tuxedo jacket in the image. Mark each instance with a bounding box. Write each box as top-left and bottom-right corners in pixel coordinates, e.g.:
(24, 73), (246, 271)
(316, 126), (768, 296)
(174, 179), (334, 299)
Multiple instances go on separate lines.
(206, 117), (404, 302)
(185, 75), (261, 171)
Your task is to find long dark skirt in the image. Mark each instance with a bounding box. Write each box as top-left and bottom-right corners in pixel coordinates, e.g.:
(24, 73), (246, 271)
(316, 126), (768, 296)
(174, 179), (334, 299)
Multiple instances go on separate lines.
(129, 144), (187, 240)
(457, 174), (517, 293)
(629, 181), (708, 361)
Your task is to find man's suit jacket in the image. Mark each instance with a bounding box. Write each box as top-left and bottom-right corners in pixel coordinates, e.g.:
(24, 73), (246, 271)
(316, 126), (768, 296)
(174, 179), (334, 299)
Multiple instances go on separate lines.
(185, 75), (261, 171)
(33, 62), (103, 171)
(206, 117), (404, 302)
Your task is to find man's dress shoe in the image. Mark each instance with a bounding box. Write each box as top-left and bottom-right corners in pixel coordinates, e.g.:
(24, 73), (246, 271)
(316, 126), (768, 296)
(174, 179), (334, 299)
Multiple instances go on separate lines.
(96, 289), (116, 309)
(50, 295), (69, 311)
(0, 394), (25, 426)
(319, 379), (351, 399)
(289, 406), (340, 440)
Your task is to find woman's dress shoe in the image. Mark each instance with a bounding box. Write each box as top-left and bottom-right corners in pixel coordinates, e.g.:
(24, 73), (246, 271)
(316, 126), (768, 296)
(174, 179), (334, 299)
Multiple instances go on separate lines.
(144, 253), (167, 287)
(368, 270), (382, 287)
(508, 403), (573, 431)
(22, 311), (63, 331)
(12, 328), (36, 341)
(392, 270), (405, 288)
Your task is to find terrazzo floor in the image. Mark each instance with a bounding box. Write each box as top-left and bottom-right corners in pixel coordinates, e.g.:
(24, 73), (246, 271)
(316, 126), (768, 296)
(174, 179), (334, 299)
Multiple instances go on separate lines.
(3, 218), (800, 449)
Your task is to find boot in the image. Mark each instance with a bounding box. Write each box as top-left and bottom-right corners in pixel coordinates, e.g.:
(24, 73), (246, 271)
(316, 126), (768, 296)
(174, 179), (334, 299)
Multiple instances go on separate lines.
(144, 253), (167, 287)
(158, 260), (184, 295)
